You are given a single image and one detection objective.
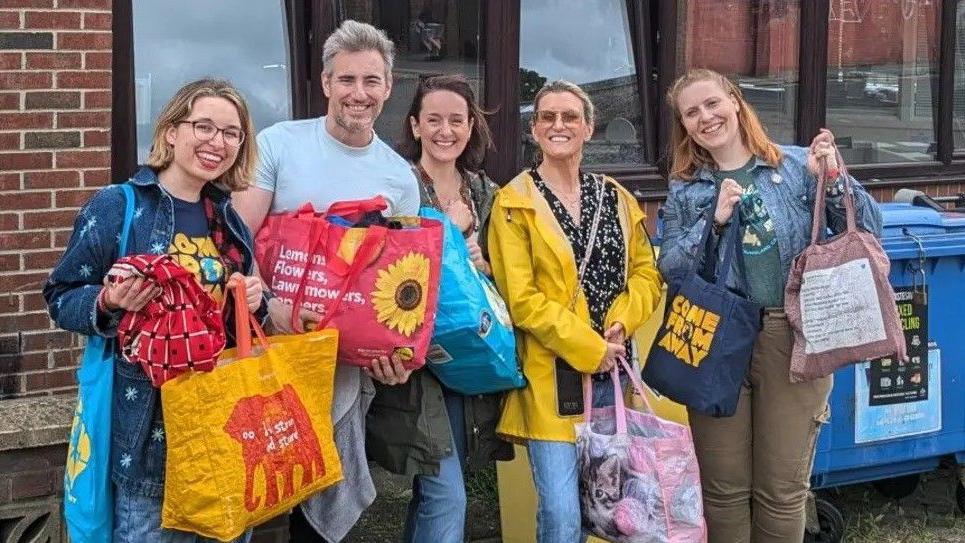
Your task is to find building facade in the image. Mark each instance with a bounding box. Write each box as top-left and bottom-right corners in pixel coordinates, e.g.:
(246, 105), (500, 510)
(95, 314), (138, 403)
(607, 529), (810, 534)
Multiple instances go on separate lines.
(1, 1), (965, 541)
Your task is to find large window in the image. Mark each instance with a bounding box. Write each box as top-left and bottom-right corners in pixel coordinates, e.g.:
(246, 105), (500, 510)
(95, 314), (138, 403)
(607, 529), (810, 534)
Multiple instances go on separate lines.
(335, 0), (485, 148)
(678, 0), (801, 145)
(518, 0), (646, 167)
(955, 1), (965, 150)
(132, 1), (292, 162)
(825, 0), (942, 164)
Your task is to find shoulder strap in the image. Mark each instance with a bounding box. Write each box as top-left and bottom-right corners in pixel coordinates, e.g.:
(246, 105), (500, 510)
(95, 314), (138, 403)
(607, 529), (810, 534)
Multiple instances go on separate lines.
(118, 183), (136, 256)
(567, 174), (607, 310)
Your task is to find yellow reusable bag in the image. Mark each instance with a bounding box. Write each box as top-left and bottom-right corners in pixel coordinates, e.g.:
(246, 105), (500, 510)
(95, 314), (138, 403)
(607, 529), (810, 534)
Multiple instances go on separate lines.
(160, 281), (342, 541)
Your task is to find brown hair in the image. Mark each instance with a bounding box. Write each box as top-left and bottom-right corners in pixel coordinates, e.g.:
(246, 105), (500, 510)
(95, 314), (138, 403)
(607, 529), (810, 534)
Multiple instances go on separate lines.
(145, 78), (257, 191)
(397, 74), (494, 172)
(666, 68), (782, 180)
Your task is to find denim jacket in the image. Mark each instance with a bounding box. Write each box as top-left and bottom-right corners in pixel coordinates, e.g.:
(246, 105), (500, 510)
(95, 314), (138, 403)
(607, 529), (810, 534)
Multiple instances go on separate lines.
(44, 166), (263, 497)
(657, 145), (883, 294)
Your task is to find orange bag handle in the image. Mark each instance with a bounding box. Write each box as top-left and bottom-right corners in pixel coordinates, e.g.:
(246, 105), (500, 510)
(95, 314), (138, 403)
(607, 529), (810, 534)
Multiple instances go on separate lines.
(226, 278), (270, 358)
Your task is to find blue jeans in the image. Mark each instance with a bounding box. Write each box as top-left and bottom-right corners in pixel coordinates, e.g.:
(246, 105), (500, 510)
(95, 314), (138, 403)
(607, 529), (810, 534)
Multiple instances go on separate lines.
(527, 378), (619, 543)
(402, 393), (468, 543)
(113, 486), (252, 543)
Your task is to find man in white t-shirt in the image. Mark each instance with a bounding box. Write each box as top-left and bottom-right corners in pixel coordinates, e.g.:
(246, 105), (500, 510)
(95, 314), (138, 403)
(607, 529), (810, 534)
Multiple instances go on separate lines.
(233, 19), (418, 543)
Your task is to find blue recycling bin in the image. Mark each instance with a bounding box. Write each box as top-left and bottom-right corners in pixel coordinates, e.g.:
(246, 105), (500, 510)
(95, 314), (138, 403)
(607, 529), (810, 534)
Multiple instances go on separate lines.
(810, 203), (965, 490)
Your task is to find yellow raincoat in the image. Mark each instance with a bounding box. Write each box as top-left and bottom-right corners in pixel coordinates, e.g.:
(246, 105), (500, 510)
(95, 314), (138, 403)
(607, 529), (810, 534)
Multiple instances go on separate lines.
(488, 170), (663, 443)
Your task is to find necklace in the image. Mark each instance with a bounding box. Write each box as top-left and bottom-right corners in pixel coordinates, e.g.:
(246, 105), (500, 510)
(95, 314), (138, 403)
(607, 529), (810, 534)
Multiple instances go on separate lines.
(417, 163), (478, 234)
(544, 176), (582, 226)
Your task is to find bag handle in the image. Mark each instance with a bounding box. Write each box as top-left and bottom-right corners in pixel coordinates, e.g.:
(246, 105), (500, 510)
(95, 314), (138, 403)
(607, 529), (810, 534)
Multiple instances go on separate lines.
(326, 196), (389, 223)
(809, 146), (859, 244)
(567, 174), (607, 311)
(226, 278), (270, 358)
(582, 357), (654, 435)
(289, 222), (389, 331)
(119, 183), (135, 256)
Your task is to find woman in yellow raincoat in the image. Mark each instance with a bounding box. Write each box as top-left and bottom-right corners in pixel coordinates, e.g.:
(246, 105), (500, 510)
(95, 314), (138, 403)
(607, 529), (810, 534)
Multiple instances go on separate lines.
(488, 80), (663, 543)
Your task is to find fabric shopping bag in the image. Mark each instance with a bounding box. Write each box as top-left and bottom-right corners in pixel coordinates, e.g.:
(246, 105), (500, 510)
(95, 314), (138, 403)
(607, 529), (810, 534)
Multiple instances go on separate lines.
(418, 207), (525, 394)
(160, 281), (342, 541)
(784, 151), (905, 381)
(63, 183), (135, 543)
(255, 197), (443, 368)
(642, 206), (763, 417)
(577, 358), (707, 543)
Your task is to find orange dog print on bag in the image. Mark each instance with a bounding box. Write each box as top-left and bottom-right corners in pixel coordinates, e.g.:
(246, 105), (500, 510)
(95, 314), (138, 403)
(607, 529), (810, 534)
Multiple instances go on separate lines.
(223, 385), (325, 512)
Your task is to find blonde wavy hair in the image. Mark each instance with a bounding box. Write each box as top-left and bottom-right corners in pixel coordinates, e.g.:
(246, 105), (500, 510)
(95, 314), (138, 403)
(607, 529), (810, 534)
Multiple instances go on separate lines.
(145, 79), (256, 191)
(666, 68), (782, 180)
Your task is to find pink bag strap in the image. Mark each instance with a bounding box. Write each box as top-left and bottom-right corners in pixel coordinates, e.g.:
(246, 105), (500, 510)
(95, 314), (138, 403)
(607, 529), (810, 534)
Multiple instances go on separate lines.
(582, 357), (654, 435)
(809, 146), (858, 244)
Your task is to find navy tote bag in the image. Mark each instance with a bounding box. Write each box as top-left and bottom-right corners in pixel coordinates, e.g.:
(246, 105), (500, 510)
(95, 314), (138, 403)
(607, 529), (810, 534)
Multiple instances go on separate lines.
(642, 206), (762, 418)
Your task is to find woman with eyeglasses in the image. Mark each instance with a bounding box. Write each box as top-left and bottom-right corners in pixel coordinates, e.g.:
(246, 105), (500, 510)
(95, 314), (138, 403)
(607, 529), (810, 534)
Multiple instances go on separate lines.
(487, 80), (662, 543)
(44, 79), (266, 542)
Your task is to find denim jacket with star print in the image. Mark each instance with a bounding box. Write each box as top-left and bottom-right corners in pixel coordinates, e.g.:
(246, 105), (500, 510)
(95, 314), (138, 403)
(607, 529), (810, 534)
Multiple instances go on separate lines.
(657, 145), (883, 298)
(44, 165), (263, 497)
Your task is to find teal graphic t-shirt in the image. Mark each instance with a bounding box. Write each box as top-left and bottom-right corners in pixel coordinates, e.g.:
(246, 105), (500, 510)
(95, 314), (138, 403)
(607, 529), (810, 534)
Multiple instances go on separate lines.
(716, 158), (784, 307)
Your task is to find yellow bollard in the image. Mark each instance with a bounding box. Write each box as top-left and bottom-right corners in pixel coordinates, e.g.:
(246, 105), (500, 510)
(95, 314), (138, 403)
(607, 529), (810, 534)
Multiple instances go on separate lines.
(496, 290), (687, 542)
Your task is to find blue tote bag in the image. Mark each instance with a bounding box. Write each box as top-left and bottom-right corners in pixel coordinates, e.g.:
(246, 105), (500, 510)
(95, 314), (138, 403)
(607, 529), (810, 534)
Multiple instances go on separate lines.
(64, 183), (135, 542)
(419, 207), (525, 394)
(642, 206), (762, 418)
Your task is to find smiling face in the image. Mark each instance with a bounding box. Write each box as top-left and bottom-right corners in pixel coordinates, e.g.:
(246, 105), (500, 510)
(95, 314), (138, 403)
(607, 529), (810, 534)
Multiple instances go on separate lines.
(409, 89), (473, 168)
(322, 49), (392, 146)
(531, 91), (592, 162)
(163, 96), (241, 189)
(675, 79), (743, 155)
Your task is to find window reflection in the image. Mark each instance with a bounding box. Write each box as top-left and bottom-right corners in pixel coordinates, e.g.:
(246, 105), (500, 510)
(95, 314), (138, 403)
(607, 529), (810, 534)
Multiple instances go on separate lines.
(826, 0), (941, 164)
(954, 1), (965, 149)
(519, 0), (645, 166)
(679, 0), (800, 145)
(132, 1), (292, 163)
(334, 1), (485, 148)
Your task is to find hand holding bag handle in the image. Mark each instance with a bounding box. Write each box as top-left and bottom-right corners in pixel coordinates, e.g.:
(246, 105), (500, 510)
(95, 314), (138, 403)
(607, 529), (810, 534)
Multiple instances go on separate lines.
(810, 147), (859, 243)
(225, 278), (270, 359)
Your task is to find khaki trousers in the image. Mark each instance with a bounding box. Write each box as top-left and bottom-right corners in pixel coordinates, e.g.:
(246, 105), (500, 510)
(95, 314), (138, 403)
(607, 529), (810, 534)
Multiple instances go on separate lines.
(688, 311), (832, 543)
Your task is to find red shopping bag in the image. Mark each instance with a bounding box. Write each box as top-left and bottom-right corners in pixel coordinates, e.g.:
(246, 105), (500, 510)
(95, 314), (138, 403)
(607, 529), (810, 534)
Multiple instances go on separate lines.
(255, 197), (443, 368)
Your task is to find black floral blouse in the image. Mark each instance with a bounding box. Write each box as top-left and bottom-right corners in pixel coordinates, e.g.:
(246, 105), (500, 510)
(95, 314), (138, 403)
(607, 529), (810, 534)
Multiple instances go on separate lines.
(531, 169), (630, 378)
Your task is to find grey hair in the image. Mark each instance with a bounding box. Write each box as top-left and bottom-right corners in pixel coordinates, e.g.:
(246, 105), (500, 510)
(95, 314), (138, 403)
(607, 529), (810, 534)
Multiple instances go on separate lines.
(322, 20), (395, 77)
(532, 80), (595, 127)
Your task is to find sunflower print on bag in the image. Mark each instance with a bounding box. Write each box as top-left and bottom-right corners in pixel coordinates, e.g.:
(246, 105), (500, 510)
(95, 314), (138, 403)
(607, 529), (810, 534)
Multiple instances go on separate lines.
(371, 252), (430, 336)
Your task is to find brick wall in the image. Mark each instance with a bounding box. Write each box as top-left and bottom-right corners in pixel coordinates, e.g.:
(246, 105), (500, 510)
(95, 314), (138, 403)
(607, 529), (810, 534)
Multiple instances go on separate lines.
(0, 0), (111, 400)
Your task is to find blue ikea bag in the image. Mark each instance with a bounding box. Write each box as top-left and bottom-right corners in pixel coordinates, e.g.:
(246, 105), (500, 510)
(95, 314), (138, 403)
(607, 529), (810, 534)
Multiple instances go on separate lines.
(419, 207), (525, 394)
(642, 206), (762, 417)
(64, 183), (135, 542)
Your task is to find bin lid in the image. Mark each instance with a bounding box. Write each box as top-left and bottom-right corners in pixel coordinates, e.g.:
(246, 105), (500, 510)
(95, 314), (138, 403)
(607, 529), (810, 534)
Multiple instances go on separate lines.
(878, 203), (965, 259)
(939, 212), (965, 232)
(879, 203), (944, 238)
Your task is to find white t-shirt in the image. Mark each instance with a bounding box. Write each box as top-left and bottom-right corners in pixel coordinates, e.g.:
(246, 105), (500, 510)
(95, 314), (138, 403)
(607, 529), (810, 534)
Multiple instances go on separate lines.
(255, 116), (420, 422)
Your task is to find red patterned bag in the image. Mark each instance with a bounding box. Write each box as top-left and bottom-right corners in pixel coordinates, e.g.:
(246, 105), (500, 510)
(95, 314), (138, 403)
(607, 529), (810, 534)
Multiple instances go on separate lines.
(255, 197), (443, 368)
(784, 151), (905, 382)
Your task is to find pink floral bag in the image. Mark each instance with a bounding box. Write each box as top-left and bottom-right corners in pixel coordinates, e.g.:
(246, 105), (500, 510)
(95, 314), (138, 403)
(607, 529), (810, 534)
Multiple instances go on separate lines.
(784, 150), (906, 382)
(576, 359), (707, 543)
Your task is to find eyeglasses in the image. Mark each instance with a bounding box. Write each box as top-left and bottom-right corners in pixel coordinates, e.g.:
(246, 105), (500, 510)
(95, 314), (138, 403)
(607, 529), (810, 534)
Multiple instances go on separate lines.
(177, 120), (245, 147)
(534, 110), (583, 126)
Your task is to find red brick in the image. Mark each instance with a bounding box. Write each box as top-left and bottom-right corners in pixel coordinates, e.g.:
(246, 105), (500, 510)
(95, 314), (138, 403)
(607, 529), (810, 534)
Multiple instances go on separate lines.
(0, 312), (49, 334)
(25, 91), (80, 109)
(52, 347), (82, 368)
(0, 112), (53, 130)
(0, 52), (21, 70)
(0, 72), (52, 90)
(14, 352), (50, 372)
(56, 149), (108, 168)
(53, 229), (72, 247)
(3, 191), (51, 210)
(23, 209), (76, 229)
(54, 188), (98, 208)
(23, 169), (78, 189)
(55, 70), (110, 89)
(56, 31), (110, 50)
(2, 0), (53, 7)
(22, 330), (72, 351)
(56, 110), (109, 129)
(0, 213), (18, 230)
(84, 51), (110, 70)
(0, 173), (19, 191)
(0, 92), (19, 110)
(82, 168), (110, 186)
(82, 129), (109, 147)
(25, 367), (76, 390)
(0, 132), (20, 151)
(22, 249), (65, 270)
(24, 11), (81, 29)
(22, 291), (50, 311)
(25, 51), (81, 69)
(0, 254), (18, 270)
(0, 273), (47, 295)
(0, 151), (52, 170)
(82, 12), (110, 30)
(0, 231), (49, 250)
(0, 11), (21, 29)
(82, 89), (110, 108)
